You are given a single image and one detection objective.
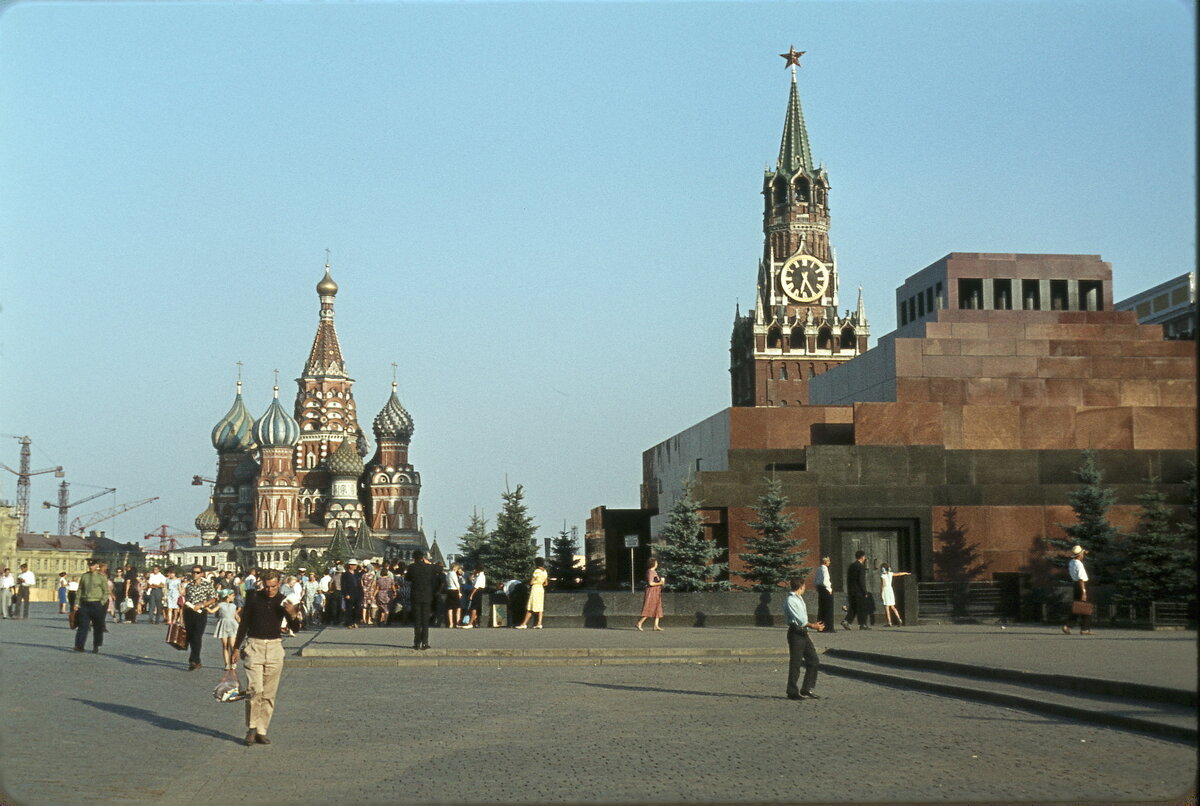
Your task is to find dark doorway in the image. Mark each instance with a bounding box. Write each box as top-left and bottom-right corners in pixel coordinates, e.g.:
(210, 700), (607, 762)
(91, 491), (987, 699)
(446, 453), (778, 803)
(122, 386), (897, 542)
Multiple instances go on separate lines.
(834, 520), (918, 582)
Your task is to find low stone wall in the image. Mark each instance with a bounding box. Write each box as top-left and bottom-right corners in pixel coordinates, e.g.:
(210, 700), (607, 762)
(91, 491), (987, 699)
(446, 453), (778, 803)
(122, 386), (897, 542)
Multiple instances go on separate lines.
(500, 590), (854, 628)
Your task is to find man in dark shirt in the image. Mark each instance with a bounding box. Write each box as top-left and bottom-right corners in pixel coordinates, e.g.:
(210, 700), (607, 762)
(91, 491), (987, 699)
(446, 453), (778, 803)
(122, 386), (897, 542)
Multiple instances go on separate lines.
(235, 568), (298, 746)
(405, 550), (438, 650)
(842, 550), (871, 630)
(341, 559), (361, 628)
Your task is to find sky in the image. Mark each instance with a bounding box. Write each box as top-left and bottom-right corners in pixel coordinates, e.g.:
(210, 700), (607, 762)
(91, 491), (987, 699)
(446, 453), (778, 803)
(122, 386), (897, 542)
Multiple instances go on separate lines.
(0, 1), (1194, 552)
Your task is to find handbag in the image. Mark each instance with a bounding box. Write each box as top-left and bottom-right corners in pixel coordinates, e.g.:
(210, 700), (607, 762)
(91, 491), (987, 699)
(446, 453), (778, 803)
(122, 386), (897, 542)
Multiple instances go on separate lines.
(166, 621), (189, 650)
(1071, 600), (1094, 616)
(68, 609), (78, 629)
(213, 669), (245, 702)
(120, 597), (134, 612)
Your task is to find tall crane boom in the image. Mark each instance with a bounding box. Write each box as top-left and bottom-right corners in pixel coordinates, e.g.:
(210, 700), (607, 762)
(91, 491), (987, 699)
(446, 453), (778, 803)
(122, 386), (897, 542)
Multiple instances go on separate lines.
(43, 482), (117, 536)
(1, 436), (64, 533)
(70, 496), (159, 536)
(143, 524), (198, 553)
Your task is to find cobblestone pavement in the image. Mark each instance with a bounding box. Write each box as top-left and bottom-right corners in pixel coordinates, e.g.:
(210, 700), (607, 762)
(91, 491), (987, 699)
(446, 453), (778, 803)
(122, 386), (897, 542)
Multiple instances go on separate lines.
(1, 606), (1195, 805)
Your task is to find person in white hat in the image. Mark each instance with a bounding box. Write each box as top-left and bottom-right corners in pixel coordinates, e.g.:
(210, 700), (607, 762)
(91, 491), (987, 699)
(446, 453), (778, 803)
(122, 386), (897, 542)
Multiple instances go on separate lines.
(1063, 545), (1092, 635)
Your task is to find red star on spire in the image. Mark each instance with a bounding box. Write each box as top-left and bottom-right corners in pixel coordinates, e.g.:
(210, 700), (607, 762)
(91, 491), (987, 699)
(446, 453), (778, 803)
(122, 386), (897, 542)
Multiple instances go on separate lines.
(780, 46), (805, 68)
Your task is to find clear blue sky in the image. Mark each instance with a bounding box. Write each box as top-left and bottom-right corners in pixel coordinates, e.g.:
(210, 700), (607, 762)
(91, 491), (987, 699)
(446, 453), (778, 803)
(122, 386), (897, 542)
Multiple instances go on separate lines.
(1, 1), (1194, 550)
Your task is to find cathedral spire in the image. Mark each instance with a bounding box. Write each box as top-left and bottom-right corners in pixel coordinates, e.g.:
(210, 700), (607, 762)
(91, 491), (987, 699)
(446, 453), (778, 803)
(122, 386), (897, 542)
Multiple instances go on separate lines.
(304, 262), (347, 378)
(776, 49), (814, 176)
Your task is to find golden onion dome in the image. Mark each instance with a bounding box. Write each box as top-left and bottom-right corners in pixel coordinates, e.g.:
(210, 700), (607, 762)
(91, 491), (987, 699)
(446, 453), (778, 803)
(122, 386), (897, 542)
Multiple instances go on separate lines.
(317, 266), (339, 296)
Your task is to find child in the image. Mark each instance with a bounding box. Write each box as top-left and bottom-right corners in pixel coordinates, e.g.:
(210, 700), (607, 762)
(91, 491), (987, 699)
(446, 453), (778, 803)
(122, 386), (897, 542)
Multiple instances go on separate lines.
(209, 589), (241, 670)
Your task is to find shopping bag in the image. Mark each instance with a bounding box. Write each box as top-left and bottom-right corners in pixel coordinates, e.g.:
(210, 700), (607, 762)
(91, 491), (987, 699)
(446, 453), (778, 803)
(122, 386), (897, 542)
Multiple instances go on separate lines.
(166, 621), (188, 650)
(213, 668), (245, 702)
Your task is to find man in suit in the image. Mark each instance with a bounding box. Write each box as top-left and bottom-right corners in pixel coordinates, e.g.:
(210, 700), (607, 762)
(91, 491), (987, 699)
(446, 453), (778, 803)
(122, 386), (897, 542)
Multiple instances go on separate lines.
(842, 550), (871, 630)
(405, 550), (438, 650)
(814, 556), (836, 632)
(341, 559), (362, 628)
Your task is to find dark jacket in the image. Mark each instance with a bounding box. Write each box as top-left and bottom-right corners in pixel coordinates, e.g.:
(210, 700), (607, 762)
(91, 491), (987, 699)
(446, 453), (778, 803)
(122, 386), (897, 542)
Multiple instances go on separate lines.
(846, 560), (868, 598)
(406, 561), (439, 602)
(342, 569), (362, 601)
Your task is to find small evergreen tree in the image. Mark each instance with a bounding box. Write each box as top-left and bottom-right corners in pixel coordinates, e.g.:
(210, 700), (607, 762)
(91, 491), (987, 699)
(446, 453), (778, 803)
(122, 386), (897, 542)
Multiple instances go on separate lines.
(549, 526), (581, 589)
(484, 485), (538, 584)
(738, 478), (805, 590)
(457, 510), (491, 572)
(1047, 450), (1122, 585)
(1122, 485), (1194, 605)
(325, 522), (352, 564)
(653, 481), (729, 591)
(932, 507), (988, 581)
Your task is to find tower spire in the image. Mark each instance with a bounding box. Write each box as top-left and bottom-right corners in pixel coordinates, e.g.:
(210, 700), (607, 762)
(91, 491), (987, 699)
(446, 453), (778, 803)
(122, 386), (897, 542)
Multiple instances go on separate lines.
(777, 47), (814, 175)
(305, 263), (347, 378)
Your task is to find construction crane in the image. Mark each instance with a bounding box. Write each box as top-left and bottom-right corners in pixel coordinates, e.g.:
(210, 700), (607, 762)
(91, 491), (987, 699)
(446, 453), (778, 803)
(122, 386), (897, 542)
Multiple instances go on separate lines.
(143, 524), (199, 553)
(1, 436), (65, 533)
(192, 475), (217, 486)
(70, 496), (159, 536)
(43, 482), (117, 536)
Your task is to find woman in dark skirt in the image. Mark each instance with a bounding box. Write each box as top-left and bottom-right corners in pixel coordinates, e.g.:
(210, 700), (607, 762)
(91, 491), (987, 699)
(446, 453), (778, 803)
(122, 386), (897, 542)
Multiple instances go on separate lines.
(636, 557), (665, 632)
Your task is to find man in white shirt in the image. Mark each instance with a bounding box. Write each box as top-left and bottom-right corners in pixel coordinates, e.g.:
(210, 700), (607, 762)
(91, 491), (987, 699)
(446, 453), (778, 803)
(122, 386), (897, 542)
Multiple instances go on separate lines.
(15, 564), (35, 619)
(1063, 545), (1092, 635)
(0, 568), (14, 619)
(813, 556), (835, 633)
(146, 565), (167, 624)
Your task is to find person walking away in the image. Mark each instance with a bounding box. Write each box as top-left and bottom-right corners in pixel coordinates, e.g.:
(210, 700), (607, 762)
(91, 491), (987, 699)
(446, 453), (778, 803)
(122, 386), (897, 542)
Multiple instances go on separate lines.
(182, 565), (218, 670)
(393, 562), (411, 625)
(784, 577), (823, 700)
(120, 565), (139, 623)
(814, 557), (835, 632)
(146, 565), (167, 624)
(74, 559), (110, 653)
(326, 563), (342, 624)
(14, 563), (34, 619)
(359, 563), (378, 626)
(235, 569), (299, 746)
(342, 559), (362, 628)
(635, 557), (665, 631)
(0, 567), (14, 618)
(517, 558), (549, 629)
(444, 562), (462, 628)
(374, 566), (394, 626)
(164, 568), (182, 625)
(1063, 545), (1093, 635)
(211, 589), (241, 669)
(842, 551), (871, 630)
(67, 575), (79, 610)
(405, 551), (437, 649)
(879, 563), (911, 626)
(57, 572), (69, 613)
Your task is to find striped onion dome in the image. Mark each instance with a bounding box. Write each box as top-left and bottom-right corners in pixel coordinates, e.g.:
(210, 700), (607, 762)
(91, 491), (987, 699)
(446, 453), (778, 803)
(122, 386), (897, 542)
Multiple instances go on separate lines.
(195, 500), (220, 532)
(372, 383), (414, 441)
(211, 381), (254, 452)
(327, 434), (364, 477)
(253, 386), (300, 448)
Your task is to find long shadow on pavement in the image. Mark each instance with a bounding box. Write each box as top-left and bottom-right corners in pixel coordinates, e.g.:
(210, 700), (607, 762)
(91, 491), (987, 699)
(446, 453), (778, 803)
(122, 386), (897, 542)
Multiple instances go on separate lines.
(574, 681), (779, 700)
(70, 698), (240, 743)
(2, 640), (183, 669)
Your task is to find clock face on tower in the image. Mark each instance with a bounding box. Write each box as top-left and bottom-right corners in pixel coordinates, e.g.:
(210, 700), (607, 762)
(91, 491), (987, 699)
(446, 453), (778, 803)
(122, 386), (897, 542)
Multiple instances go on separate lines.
(779, 254), (830, 303)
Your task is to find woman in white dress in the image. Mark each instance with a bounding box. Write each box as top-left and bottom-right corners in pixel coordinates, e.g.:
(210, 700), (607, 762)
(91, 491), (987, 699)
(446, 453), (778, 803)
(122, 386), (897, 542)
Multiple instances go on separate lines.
(879, 564), (911, 626)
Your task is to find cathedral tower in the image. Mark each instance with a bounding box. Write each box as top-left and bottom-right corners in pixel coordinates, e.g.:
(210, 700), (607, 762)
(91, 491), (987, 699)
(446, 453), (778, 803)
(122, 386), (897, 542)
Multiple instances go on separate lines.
(251, 383), (302, 546)
(730, 47), (869, 407)
(367, 382), (421, 536)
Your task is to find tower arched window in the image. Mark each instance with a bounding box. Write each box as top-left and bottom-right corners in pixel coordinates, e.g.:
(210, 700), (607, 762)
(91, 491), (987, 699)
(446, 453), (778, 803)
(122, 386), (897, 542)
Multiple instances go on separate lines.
(808, 363), (816, 379)
(817, 326), (833, 350)
(767, 326), (782, 349)
(779, 364), (788, 380)
(841, 327), (856, 349)
(793, 176), (810, 202)
(773, 177), (788, 205)
(789, 327), (804, 349)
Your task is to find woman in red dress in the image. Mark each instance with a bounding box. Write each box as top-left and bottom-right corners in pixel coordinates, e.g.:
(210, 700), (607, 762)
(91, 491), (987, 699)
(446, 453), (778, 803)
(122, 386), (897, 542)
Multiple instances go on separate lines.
(636, 557), (665, 632)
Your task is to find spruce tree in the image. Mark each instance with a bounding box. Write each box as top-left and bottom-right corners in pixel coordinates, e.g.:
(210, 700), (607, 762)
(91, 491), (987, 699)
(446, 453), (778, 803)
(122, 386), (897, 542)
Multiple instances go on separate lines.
(738, 478), (805, 590)
(549, 526), (581, 589)
(325, 522), (352, 564)
(484, 484), (538, 584)
(1122, 485), (1194, 605)
(932, 507), (987, 581)
(653, 481), (729, 591)
(1047, 450), (1122, 585)
(457, 510), (491, 572)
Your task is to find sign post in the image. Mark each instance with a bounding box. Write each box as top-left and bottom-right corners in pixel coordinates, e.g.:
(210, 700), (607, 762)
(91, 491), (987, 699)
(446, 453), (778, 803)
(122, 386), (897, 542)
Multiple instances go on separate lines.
(624, 535), (640, 593)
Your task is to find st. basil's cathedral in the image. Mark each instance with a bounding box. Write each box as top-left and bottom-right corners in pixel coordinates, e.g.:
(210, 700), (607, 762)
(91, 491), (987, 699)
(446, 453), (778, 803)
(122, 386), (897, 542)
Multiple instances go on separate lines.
(193, 266), (427, 568)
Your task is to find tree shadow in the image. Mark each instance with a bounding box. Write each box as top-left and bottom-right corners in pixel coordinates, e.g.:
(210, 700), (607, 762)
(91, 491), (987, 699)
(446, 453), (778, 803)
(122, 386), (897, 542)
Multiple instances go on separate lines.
(573, 681), (779, 701)
(932, 508), (987, 582)
(69, 698), (240, 743)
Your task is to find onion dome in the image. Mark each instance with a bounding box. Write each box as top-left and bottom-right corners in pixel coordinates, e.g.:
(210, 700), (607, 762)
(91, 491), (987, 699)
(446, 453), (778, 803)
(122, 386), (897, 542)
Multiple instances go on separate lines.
(211, 381), (254, 452)
(195, 499), (220, 533)
(253, 386), (300, 448)
(317, 265), (339, 296)
(327, 434), (364, 477)
(372, 383), (414, 441)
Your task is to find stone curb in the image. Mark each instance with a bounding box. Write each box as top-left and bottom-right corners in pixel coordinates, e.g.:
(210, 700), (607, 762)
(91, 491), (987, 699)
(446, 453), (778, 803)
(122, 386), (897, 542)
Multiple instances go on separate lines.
(820, 661), (1198, 744)
(824, 647), (1197, 706)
